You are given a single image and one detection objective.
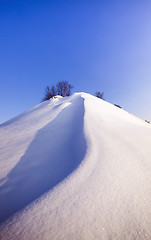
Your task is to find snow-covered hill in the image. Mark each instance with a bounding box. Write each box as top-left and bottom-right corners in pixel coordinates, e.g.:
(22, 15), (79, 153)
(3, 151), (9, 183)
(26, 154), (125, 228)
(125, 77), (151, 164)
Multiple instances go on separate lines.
(0, 93), (151, 240)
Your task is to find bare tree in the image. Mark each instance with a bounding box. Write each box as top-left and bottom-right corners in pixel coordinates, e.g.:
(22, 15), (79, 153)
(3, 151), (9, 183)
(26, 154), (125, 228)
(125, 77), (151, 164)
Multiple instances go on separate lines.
(95, 91), (104, 100)
(56, 81), (73, 97)
(42, 85), (56, 101)
(50, 85), (56, 96)
(42, 81), (73, 101)
(42, 86), (52, 101)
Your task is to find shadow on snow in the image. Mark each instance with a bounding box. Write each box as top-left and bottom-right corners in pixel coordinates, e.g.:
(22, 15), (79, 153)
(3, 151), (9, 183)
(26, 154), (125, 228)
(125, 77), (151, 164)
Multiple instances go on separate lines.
(0, 95), (86, 224)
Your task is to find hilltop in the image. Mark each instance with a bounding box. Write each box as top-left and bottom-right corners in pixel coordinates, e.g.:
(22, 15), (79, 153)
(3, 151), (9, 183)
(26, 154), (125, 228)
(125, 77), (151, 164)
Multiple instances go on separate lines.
(0, 93), (151, 240)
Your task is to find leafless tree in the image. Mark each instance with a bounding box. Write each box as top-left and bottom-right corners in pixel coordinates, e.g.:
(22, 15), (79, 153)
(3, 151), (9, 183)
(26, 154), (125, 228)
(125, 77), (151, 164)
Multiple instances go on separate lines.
(56, 81), (73, 97)
(42, 81), (73, 101)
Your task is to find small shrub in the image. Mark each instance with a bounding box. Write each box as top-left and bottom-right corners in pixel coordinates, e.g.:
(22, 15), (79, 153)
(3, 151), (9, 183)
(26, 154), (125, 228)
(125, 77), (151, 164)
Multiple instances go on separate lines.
(95, 91), (104, 100)
(145, 120), (150, 124)
(114, 104), (122, 109)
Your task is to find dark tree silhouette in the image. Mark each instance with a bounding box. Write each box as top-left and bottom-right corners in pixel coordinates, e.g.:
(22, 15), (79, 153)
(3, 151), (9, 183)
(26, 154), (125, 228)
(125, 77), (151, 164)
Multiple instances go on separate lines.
(95, 91), (104, 100)
(42, 86), (53, 101)
(56, 81), (73, 97)
(42, 85), (56, 101)
(51, 85), (56, 97)
(42, 81), (73, 101)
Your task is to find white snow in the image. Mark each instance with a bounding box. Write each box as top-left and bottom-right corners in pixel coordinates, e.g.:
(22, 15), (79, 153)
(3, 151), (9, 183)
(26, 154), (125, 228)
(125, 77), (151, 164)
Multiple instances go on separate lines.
(0, 93), (151, 240)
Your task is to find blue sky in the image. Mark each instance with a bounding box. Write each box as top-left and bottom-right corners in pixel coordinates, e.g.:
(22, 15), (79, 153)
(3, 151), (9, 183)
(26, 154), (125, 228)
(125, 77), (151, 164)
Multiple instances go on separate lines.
(0, 0), (151, 123)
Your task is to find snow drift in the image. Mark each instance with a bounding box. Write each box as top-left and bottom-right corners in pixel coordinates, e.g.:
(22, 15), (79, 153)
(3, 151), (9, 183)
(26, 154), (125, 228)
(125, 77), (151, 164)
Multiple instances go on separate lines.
(0, 93), (151, 240)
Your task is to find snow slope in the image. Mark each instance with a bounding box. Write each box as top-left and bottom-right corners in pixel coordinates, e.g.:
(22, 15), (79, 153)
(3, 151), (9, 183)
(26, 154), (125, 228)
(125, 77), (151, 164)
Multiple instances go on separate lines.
(0, 93), (151, 240)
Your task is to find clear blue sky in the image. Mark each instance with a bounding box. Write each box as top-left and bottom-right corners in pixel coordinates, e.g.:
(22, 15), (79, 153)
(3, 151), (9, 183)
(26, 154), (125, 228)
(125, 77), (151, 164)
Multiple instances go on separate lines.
(0, 0), (151, 124)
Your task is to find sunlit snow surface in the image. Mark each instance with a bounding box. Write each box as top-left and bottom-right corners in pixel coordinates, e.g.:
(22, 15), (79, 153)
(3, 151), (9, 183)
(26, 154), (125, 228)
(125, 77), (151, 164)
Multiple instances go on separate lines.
(0, 93), (151, 240)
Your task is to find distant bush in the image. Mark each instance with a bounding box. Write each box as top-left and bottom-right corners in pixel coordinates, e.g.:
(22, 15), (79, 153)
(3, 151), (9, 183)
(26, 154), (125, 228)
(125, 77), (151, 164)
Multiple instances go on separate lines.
(114, 104), (122, 109)
(145, 120), (150, 124)
(95, 91), (104, 100)
(42, 81), (74, 101)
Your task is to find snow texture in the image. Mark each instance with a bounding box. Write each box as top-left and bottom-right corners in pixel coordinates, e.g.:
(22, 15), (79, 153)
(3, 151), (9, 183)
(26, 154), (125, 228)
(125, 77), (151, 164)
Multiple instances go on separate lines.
(0, 93), (151, 240)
